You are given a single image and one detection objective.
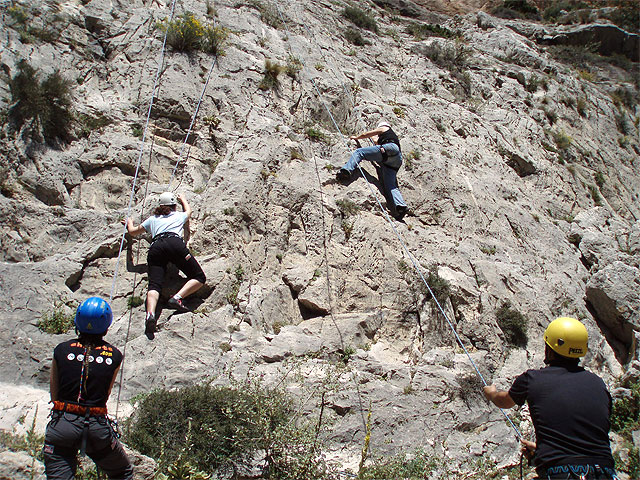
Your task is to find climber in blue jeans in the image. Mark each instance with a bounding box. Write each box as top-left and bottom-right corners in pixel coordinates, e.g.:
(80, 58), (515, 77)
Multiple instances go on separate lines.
(337, 120), (408, 219)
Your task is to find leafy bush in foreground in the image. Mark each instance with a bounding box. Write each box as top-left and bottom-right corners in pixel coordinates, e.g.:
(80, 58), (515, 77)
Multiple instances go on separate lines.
(125, 381), (339, 479)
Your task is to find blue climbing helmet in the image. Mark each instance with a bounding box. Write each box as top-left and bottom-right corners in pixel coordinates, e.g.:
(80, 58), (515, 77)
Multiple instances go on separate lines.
(75, 297), (113, 334)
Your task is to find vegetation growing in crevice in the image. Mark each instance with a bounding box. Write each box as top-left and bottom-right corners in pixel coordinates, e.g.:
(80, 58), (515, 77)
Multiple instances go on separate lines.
(422, 39), (472, 98)
(611, 376), (640, 478)
(6, 4), (67, 44)
(248, 0), (285, 29)
(126, 378), (341, 479)
(259, 59), (284, 90)
(492, 0), (540, 20)
(8, 60), (74, 147)
(38, 301), (77, 334)
(159, 13), (229, 54)
(342, 7), (377, 33)
(226, 265), (244, 308)
(344, 28), (369, 46)
(495, 300), (528, 347)
(336, 199), (359, 240)
(359, 449), (441, 479)
(406, 23), (457, 40)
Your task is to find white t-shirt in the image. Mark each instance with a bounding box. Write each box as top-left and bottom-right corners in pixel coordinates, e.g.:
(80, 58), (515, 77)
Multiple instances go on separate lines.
(141, 211), (188, 239)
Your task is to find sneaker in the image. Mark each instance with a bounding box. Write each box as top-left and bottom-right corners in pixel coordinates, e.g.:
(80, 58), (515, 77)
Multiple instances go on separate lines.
(396, 205), (408, 220)
(145, 313), (156, 336)
(336, 168), (351, 182)
(168, 296), (189, 312)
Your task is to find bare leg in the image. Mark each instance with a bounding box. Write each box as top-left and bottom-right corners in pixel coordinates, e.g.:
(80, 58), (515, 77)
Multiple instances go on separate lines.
(175, 279), (203, 299)
(146, 289), (160, 315)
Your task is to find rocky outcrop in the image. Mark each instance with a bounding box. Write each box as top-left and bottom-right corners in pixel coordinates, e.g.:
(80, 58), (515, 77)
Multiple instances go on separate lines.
(541, 24), (640, 62)
(0, 0), (638, 477)
(586, 262), (640, 364)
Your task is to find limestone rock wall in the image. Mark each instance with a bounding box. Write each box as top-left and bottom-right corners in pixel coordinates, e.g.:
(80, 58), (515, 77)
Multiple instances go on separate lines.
(0, 0), (638, 476)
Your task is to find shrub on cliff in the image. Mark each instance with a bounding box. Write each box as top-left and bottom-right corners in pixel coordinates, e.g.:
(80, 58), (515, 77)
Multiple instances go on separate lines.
(125, 381), (339, 478)
(8, 60), (73, 146)
(495, 301), (528, 347)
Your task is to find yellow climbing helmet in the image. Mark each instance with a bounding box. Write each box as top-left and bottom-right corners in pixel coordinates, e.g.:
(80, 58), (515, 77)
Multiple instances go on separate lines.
(544, 317), (588, 358)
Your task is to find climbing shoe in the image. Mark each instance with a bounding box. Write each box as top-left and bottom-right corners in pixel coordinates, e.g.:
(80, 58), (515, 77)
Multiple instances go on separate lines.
(168, 296), (189, 312)
(336, 168), (351, 182)
(145, 313), (156, 336)
(396, 205), (408, 220)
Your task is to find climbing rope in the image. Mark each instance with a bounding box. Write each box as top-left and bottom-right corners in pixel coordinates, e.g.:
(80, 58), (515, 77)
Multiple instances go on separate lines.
(271, 2), (370, 433)
(114, 12), (227, 418)
(109, 0), (182, 419)
(109, 0), (179, 303)
(168, 17), (221, 189)
(272, 1), (522, 441)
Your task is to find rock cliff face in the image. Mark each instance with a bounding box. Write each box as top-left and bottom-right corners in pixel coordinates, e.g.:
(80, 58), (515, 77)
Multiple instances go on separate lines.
(0, 0), (638, 477)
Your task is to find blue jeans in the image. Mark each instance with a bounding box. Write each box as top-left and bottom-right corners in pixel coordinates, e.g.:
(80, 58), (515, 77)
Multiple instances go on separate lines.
(343, 143), (406, 208)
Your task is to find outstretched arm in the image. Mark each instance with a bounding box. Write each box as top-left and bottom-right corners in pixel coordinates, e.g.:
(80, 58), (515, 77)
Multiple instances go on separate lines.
(125, 218), (146, 237)
(483, 384), (516, 408)
(350, 127), (387, 141)
(177, 193), (192, 218)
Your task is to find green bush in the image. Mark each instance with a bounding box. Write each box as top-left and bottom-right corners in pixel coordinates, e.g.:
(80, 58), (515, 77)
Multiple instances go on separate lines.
(159, 13), (228, 54)
(202, 25), (229, 56)
(492, 0), (540, 20)
(359, 450), (439, 479)
(342, 7), (377, 33)
(285, 56), (302, 79)
(249, 0), (283, 29)
(76, 112), (112, 139)
(406, 23), (456, 40)
(495, 301), (528, 347)
(126, 382), (337, 478)
(424, 265), (450, 306)
(552, 130), (572, 150)
(344, 27), (368, 46)
(9, 60), (73, 146)
(305, 126), (328, 142)
(423, 39), (470, 73)
(7, 5), (63, 44)
(127, 296), (144, 308)
(162, 13), (205, 52)
(259, 59), (284, 90)
(38, 303), (76, 334)
(612, 379), (640, 434)
(336, 199), (359, 217)
(542, 0), (588, 21)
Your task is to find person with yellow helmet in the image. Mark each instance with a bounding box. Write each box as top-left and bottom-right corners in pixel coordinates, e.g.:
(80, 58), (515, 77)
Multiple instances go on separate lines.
(483, 317), (619, 479)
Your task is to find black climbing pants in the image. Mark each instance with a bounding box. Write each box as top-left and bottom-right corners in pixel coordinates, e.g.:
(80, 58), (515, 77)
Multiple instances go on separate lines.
(43, 411), (133, 480)
(147, 235), (206, 292)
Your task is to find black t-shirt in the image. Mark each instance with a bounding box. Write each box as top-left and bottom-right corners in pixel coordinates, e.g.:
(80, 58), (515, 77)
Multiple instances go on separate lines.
(53, 339), (123, 407)
(377, 127), (401, 151)
(509, 362), (614, 471)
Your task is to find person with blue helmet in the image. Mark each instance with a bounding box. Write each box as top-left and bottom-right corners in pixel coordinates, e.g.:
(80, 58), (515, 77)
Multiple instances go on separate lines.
(126, 192), (206, 338)
(43, 297), (133, 480)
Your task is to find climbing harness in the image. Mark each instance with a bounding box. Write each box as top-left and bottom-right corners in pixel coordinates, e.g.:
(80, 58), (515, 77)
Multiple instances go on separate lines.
(52, 401), (108, 417)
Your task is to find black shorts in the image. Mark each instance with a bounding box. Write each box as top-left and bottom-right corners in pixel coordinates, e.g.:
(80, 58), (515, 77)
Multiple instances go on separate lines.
(147, 236), (206, 292)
